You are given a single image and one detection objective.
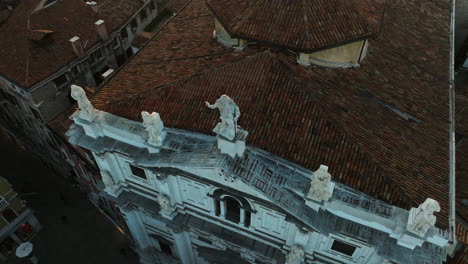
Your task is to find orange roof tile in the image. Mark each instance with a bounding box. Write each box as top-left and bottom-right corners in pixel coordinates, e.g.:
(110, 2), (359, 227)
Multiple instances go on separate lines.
(205, 0), (384, 52)
(75, 0), (451, 229)
(0, 0), (143, 88)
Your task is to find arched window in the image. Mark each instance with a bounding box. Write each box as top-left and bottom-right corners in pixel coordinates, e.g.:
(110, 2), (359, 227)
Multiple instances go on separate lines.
(224, 197), (240, 223)
(212, 189), (254, 227)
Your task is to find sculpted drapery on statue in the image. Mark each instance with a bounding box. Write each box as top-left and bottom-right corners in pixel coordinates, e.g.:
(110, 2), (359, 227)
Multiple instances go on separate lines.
(407, 198), (441, 237)
(205, 95), (240, 140)
(70, 85), (97, 121)
(307, 165), (333, 202)
(141, 111), (166, 146)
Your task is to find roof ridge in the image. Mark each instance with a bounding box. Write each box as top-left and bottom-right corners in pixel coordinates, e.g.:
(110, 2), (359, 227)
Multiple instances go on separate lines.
(272, 55), (417, 208)
(91, 0), (194, 101)
(98, 51), (274, 110)
(229, 0), (268, 32)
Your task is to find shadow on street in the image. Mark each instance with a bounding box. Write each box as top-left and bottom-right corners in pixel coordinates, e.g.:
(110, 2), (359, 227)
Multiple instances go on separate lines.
(0, 129), (139, 264)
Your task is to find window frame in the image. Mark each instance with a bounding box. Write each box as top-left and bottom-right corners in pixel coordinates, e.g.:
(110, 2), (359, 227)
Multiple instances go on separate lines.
(129, 164), (147, 180)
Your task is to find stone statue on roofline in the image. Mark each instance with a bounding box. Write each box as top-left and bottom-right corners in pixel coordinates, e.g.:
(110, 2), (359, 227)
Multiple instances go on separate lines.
(407, 198), (440, 237)
(70, 84), (97, 121)
(285, 244), (305, 264)
(205, 95), (240, 141)
(306, 165), (334, 202)
(141, 111), (166, 146)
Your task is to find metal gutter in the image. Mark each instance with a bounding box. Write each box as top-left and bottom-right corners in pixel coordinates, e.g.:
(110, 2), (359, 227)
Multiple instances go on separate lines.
(449, 0), (457, 243)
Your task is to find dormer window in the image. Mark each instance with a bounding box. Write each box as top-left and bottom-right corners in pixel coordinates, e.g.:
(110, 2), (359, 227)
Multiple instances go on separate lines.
(297, 40), (368, 68)
(206, 0), (384, 68)
(213, 18), (248, 51)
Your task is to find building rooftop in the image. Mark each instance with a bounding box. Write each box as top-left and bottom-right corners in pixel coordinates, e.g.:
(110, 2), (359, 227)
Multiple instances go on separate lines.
(205, 0), (385, 52)
(0, 0), (143, 88)
(56, 0), (453, 230)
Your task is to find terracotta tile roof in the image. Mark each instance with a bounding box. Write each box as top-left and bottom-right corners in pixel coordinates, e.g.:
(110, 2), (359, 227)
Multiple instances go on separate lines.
(456, 95), (468, 136)
(451, 244), (468, 264)
(101, 50), (449, 228)
(0, 0), (143, 88)
(456, 221), (468, 245)
(205, 0), (385, 52)
(455, 95), (468, 226)
(80, 0), (452, 229)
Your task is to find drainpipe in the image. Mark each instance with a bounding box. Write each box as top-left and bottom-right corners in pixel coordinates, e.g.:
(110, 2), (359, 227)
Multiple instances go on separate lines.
(449, 0), (456, 244)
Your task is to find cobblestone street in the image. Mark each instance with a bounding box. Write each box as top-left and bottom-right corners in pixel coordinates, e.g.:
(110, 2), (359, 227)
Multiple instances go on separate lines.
(0, 129), (138, 264)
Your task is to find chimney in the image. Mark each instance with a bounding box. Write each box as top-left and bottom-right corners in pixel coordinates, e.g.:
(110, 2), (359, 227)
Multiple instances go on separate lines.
(69, 36), (84, 57)
(101, 69), (114, 80)
(86, 1), (98, 13)
(95, 20), (108, 41)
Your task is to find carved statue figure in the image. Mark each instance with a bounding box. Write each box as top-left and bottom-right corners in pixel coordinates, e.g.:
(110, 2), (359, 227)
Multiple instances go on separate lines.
(70, 85), (97, 121)
(141, 111), (165, 146)
(407, 198), (440, 237)
(205, 95), (240, 140)
(285, 244), (305, 264)
(307, 165), (333, 202)
(100, 171), (117, 193)
(157, 194), (173, 215)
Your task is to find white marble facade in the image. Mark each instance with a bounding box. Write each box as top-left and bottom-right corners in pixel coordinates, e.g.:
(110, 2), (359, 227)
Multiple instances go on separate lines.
(67, 92), (450, 264)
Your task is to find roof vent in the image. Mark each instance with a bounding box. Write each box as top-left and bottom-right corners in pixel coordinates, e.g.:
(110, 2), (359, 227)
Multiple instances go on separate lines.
(69, 36), (84, 57)
(86, 1), (98, 13)
(95, 20), (108, 41)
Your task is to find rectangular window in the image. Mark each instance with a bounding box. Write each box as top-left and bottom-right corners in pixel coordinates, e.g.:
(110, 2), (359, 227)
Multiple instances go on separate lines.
(52, 74), (68, 88)
(112, 38), (120, 49)
(71, 65), (79, 76)
(14, 222), (34, 241)
(130, 19), (138, 32)
(120, 27), (128, 39)
(331, 240), (356, 256)
(93, 49), (103, 63)
(0, 196), (8, 211)
(140, 9), (147, 21)
(130, 165), (147, 179)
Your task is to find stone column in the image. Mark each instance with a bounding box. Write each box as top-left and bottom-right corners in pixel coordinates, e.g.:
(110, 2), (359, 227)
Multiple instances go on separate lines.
(239, 208), (245, 225)
(119, 203), (156, 264)
(173, 231), (196, 264)
(220, 200), (226, 218)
